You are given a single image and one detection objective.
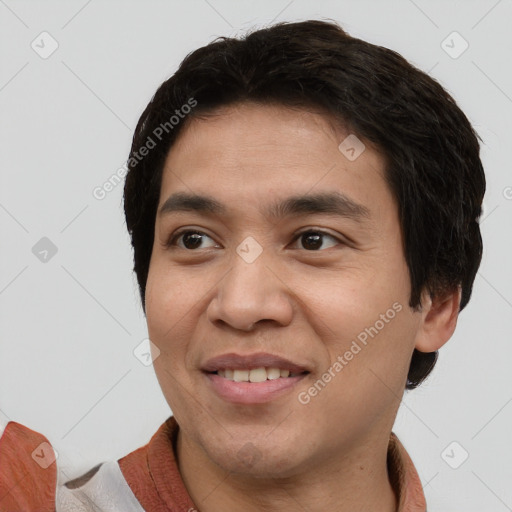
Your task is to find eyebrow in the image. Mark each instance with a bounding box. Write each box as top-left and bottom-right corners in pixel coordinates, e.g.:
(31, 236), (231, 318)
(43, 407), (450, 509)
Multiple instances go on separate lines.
(158, 191), (370, 222)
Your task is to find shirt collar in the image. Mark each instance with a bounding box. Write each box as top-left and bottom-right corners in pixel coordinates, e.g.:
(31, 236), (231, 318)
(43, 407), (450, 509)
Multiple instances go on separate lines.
(387, 431), (427, 511)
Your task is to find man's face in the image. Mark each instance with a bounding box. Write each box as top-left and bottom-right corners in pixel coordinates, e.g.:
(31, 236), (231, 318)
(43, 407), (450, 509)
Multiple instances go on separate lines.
(145, 103), (423, 476)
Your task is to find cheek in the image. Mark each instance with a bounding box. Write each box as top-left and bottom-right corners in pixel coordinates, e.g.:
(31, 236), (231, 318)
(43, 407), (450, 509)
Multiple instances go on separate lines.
(146, 267), (198, 413)
(302, 307), (420, 438)
(344, 305), (419, 394)
(303, 261), (417, 391)
(301, 261), (410, 339)
(145, 263), (192, 362)
(146, 260), (196, 330)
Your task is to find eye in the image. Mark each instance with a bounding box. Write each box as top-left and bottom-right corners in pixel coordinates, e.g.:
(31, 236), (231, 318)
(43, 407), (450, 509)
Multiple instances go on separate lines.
(291, 229), (342, 251)
(168, 229), (218, 250)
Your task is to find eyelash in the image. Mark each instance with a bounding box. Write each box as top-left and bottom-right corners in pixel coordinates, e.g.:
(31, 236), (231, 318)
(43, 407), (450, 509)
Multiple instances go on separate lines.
(167, 228), (344, 251)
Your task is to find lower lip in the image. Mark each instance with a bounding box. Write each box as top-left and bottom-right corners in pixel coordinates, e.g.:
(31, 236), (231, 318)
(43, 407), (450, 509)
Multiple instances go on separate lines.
(204, 372), (308, 404)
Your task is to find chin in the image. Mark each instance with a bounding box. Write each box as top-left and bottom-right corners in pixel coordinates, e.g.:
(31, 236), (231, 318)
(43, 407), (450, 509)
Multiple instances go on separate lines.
(204, 437), (305, 479)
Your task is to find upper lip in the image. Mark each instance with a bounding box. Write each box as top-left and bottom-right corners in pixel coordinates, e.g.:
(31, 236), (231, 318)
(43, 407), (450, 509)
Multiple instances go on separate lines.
(201, 352), (311, 374)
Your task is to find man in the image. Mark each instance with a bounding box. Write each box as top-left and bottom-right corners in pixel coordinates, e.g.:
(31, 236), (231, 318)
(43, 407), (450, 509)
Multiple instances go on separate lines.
(0, 19), (485, 511)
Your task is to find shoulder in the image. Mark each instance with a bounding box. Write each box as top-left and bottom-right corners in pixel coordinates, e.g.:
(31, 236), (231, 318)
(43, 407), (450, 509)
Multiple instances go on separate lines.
(0, 417), (189, 512)
(55, 418), (179, 512)
(0, 421), (57, 511)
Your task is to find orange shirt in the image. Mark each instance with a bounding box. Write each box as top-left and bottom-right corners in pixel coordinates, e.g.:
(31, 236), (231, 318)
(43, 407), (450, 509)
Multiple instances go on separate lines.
(0, 422), (57, 512)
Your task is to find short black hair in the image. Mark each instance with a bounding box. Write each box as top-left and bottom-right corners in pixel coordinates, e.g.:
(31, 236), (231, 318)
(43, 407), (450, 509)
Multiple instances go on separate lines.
(123, 19), (485, 389)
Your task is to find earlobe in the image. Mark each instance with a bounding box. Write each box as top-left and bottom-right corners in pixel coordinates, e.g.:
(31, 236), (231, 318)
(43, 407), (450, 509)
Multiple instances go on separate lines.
(414, 287), (461, 353)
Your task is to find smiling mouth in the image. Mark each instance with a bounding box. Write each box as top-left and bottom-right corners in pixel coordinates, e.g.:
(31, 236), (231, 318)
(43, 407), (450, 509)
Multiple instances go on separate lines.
(209, 367), (309, 382)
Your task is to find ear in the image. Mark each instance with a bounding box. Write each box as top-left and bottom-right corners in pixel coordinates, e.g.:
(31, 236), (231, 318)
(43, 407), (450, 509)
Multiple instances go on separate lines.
(414, 287), (461, 352)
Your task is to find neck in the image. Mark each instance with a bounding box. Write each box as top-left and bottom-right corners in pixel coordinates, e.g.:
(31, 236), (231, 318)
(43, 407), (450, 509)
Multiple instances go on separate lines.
(177, 430), (398, 512)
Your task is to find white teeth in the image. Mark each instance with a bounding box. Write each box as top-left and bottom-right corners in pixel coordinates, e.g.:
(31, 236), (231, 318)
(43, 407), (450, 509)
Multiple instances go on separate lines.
(233, 369), (250, 382)
(216, 367), (303, 382)
(266, 368), (281, 380)
(249, 368), (267, 383)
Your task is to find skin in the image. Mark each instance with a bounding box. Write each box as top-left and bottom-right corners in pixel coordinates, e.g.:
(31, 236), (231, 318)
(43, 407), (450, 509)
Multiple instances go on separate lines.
(145, 103), (460, 512)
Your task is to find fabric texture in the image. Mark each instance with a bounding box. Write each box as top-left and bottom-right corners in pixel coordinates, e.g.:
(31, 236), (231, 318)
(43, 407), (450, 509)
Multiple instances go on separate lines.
(118, 417), (197, 512)
(56, 460), (144, 512)
(0, 422), (57, 512)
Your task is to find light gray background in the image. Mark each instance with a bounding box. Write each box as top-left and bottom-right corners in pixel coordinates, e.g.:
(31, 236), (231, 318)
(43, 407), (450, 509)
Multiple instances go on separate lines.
(1, 0), (511, 510)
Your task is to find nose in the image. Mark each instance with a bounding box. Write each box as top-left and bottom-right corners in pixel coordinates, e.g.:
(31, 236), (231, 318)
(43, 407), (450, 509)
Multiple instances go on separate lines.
(206, 253), (294, 331)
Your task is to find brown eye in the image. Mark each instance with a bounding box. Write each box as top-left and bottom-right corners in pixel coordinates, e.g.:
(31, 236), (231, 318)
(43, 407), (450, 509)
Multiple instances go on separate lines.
(181, 232), (204, 249)
(169, 230), (217, 250)
(302, 232), (322, 250)
(293, 230), (340, 251)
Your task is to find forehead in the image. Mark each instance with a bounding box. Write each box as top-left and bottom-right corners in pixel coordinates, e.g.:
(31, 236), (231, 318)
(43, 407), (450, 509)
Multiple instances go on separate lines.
(157, 103), (391, 220)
